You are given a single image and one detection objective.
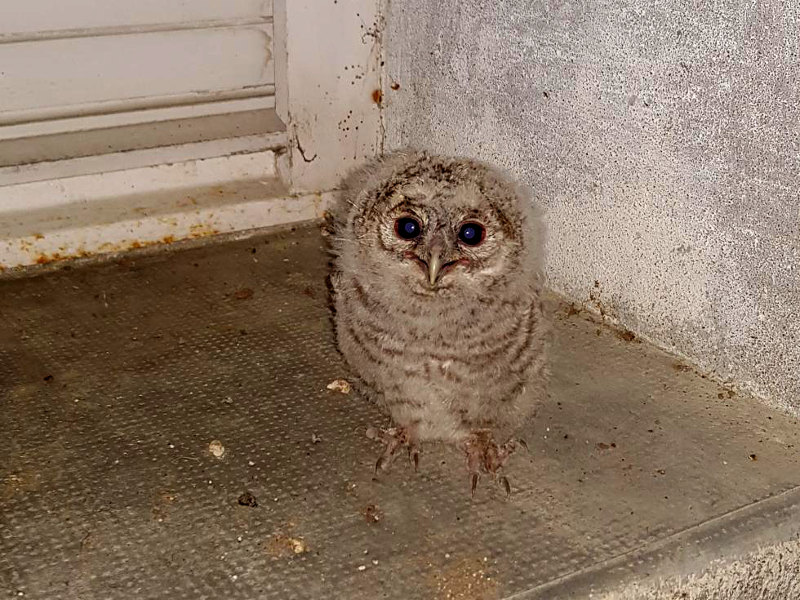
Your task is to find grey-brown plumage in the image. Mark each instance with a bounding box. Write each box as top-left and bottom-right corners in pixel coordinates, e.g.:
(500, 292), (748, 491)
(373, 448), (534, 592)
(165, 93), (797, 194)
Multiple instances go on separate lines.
(328, 149), (548, 493)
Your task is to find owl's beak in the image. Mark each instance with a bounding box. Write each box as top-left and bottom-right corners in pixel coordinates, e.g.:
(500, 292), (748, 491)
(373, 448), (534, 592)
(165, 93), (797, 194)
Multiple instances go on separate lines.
(427, 249), (442, 287)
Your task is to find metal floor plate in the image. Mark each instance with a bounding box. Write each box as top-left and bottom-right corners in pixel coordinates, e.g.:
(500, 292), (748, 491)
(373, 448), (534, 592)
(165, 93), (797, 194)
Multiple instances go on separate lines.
(2, 223), (799, 599)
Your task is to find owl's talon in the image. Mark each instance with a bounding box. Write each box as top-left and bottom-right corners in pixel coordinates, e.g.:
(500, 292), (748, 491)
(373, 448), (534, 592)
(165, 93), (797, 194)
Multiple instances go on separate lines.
(409, 446), (420, 471)
(464, 430), (520, 496)
(369, 425), (419, 474)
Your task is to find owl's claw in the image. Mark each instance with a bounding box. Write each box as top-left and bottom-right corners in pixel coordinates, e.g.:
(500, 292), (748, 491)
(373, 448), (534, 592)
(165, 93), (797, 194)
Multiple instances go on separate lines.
(368, 425), (420, 473)
(375, 433), (402, 472)
(409, 446), (420, 471)
(375, 453), (391, 473)
(464, 430), (519, 496)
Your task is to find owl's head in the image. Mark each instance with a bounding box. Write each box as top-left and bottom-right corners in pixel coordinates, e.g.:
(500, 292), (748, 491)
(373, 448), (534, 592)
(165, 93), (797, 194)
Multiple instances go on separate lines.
(333, 150), (542, 302)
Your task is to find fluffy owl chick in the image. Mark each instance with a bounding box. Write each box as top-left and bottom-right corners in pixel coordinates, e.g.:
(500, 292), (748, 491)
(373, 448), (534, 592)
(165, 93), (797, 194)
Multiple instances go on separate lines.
(329, 149), (547, 494)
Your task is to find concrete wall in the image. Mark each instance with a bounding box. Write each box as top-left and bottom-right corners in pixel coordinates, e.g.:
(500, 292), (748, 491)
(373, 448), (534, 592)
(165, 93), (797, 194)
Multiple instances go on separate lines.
(383, 0), (800, 413)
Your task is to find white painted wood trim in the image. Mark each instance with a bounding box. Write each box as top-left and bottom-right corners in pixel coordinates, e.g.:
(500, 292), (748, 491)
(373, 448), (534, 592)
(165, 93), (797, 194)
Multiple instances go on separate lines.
(0, 152), (278, 220)
(0, 0), (384, 272)
(0, 150), (330, 271)
(0, 0), (274, 38)
(0, 191), (332, 272)
(0, 95), (277, 141)
(0, 24), (275, 126)
(1, 132), (288, 187)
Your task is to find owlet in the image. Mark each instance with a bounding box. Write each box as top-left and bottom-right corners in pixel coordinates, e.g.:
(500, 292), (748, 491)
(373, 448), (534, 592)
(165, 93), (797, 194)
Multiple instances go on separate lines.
(328, 149), (547, 494)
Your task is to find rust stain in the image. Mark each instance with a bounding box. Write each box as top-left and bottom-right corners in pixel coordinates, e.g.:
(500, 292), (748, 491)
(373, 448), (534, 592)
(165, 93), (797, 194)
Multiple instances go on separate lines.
(12, 223), (221, 271)
(188, 223), (219, 238)
(97, 242), (117, 253)
(36, 252), (63, 265)
(371, 88), (383, 105)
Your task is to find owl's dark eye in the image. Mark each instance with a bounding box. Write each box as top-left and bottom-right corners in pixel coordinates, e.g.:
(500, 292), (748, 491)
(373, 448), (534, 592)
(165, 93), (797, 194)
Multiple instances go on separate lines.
(458, 222), (485, 246)
(395, 217), (422, 240)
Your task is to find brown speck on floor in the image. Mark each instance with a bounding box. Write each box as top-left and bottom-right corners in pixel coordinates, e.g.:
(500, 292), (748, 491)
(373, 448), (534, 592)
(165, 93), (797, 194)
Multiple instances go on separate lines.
(363, 504), (382, 523)
(237, 491), (258, 507)
(233, 288), (254, 300)
(267, 534), (308, 557)
(616, 329), (637, 342)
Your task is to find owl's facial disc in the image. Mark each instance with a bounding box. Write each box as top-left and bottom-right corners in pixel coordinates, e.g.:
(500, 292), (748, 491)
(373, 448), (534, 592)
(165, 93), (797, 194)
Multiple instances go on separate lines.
(370, 186), (521, 298)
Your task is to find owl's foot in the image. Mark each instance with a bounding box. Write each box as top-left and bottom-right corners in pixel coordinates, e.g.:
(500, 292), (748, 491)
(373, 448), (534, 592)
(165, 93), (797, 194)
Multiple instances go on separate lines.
(366, 425), (420, 472)
(463, 431), (527, 496)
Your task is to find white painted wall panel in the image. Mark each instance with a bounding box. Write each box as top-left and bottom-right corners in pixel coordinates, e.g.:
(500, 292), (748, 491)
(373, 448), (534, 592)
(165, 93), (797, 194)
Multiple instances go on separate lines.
(0, 0), (272, 37)
(284, 0), (382, 192)
(0, 0), (384, 272)
(0, 25), (274, 121)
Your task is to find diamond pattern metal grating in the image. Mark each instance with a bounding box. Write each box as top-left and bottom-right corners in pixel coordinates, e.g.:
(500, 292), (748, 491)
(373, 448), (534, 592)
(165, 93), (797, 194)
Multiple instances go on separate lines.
(2, 224), (799, 599)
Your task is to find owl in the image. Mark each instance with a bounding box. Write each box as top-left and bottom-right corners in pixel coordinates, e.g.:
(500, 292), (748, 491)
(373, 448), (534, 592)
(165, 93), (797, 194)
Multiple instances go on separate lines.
(328, 149), (548, 494)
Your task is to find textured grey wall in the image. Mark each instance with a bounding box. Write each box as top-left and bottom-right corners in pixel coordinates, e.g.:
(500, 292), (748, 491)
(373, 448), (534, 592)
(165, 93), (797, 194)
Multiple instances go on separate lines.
(384, 0), (800, 413)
